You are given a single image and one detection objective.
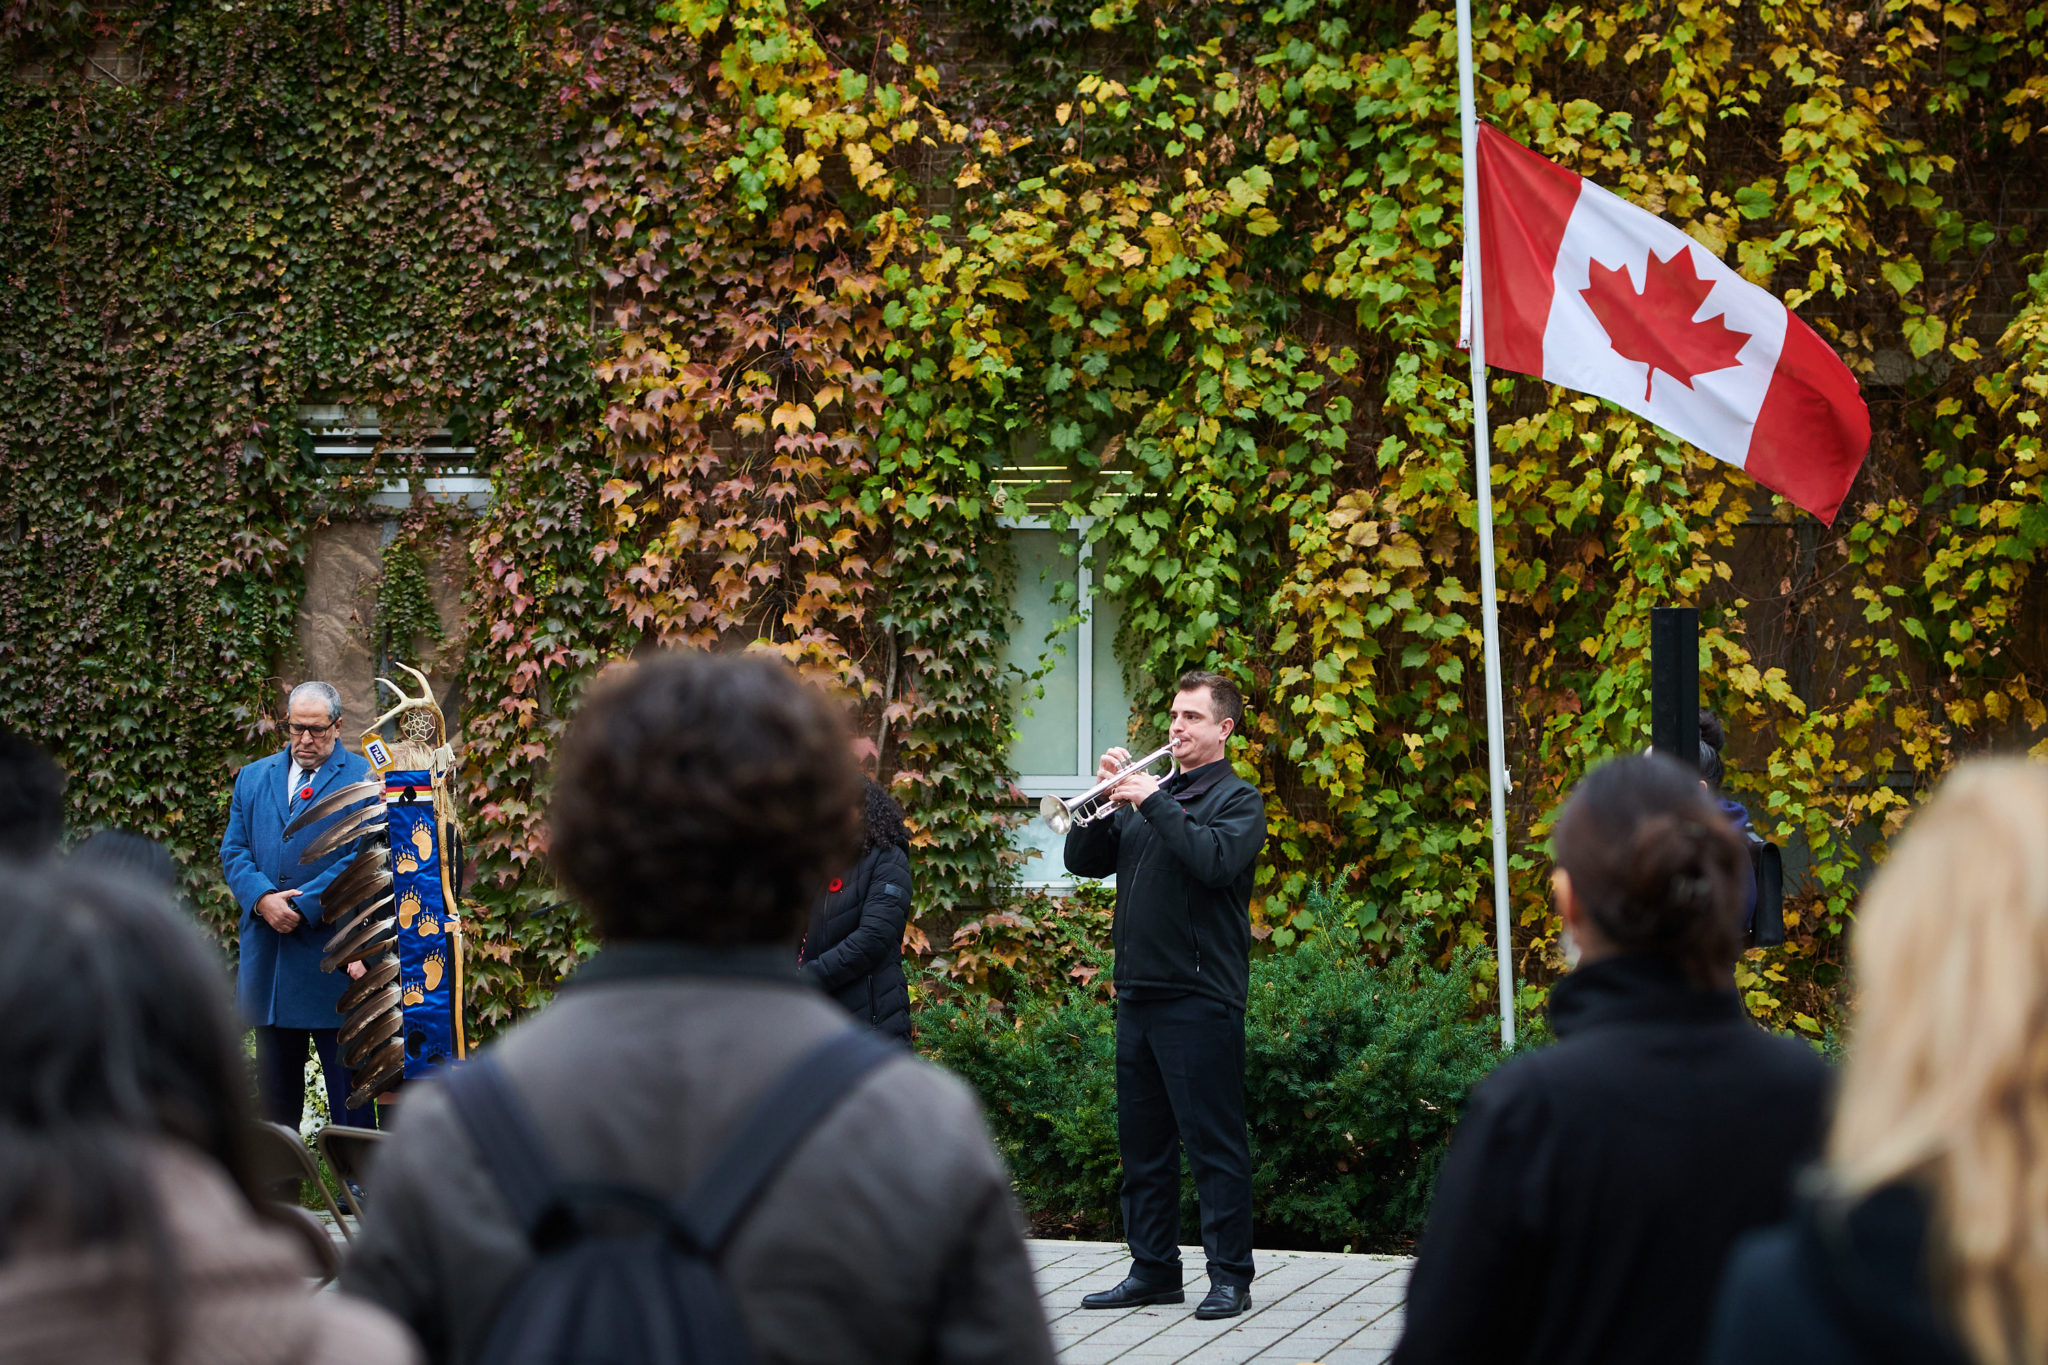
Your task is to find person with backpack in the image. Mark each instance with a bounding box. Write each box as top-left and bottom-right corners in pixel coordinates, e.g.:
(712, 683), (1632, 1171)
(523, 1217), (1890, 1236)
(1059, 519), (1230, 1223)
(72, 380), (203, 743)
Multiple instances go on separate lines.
(338, 652), (1055, 1365)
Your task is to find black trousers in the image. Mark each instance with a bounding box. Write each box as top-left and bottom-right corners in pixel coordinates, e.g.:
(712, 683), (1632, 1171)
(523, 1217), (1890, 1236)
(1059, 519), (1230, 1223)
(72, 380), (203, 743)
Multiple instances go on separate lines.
(1115, 993), (1254, 1288)
(255, 1025), (377, 1131)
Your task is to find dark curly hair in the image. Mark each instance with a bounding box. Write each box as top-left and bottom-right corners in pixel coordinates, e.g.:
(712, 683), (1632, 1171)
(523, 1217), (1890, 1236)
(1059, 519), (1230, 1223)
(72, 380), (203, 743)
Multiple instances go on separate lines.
(550, 652), (864, 945)
(860, 778), (910, 855)
(1553, 752), (1747, 987)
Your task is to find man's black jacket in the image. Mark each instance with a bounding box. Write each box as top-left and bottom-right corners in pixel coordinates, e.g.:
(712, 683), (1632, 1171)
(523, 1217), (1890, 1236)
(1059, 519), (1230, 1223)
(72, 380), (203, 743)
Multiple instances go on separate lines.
(1063, 758), (1267, 1011)
(1392, 953), (1833, 1365)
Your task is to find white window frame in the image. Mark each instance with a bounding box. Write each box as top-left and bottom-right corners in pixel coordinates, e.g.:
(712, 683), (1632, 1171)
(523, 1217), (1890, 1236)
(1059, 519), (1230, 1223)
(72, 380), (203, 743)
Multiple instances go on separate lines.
(1000, 514), (1113, 801)
(297, 404), (492, 510)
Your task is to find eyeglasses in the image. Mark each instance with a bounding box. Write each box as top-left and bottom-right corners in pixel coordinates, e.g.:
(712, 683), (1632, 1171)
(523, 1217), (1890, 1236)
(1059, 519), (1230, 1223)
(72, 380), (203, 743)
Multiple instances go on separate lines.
(285, 721), (339, 738)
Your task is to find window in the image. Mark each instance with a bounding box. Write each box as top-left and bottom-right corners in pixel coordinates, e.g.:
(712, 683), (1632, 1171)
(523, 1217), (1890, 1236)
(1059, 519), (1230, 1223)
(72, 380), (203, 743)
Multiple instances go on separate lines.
(1002, 518), (1135, 886)
(297, 405), (492, 510)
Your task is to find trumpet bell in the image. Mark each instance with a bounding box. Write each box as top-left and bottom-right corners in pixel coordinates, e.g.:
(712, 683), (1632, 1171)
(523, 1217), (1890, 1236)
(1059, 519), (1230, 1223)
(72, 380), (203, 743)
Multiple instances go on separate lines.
(1037, 739), (1180, 834)
(1040, 795), (1074, 836)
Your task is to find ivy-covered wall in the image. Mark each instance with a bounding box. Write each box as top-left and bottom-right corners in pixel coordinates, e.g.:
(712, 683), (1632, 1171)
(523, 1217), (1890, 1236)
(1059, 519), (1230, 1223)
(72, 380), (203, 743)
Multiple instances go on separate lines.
(5, 0), (2045, 1036)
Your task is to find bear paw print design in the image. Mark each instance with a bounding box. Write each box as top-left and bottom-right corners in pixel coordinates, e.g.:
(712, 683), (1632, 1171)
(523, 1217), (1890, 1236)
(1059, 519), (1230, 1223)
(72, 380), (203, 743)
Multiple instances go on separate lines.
(401, 979), (425, 1008)
(394, 850), (419, 875)
(423, 951), (445, 993)
(416, 908), (441, 938)
(397, 889), (423, 930)
(409, 822), (434, 864)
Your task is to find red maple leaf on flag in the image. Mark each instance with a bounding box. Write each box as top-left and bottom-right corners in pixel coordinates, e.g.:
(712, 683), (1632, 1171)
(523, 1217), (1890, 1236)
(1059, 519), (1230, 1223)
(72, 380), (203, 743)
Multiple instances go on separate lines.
(1580, 247), (1751, 402)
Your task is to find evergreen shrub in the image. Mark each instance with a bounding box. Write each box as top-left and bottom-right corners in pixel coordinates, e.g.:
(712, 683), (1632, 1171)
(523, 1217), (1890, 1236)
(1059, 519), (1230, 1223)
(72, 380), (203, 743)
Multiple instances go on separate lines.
(917, 942), (1507, 1252)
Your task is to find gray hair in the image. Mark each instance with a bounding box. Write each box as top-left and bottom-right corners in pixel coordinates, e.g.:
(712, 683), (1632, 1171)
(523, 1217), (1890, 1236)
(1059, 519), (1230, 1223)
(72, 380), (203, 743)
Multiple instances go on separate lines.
(287, 681), (343, 724)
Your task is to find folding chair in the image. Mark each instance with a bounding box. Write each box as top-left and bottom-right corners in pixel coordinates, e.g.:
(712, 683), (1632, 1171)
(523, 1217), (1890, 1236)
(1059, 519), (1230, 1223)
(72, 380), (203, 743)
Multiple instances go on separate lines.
(245, 1120), (352, 1241)
(315, 1123), (387, 1223)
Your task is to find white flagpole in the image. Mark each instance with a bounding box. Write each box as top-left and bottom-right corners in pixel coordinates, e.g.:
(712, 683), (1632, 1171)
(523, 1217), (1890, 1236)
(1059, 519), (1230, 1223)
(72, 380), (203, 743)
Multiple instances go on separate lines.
(1455, 0), (1517, 1048)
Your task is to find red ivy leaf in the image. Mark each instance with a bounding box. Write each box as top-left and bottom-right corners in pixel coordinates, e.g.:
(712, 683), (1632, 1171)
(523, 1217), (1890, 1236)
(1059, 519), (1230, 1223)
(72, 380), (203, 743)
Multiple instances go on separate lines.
(1580, 247), (1750, 402)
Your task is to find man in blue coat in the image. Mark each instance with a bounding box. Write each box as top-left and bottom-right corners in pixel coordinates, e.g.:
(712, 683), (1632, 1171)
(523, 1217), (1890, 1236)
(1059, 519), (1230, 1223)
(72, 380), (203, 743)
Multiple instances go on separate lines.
(221, 679), (378, 1129)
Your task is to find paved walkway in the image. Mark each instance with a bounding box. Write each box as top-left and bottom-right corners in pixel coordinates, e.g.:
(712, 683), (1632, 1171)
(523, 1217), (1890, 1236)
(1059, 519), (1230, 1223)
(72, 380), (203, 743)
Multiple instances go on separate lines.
(318, 1212), (1413, 1362)
(1030, 1241), (1412, 1365)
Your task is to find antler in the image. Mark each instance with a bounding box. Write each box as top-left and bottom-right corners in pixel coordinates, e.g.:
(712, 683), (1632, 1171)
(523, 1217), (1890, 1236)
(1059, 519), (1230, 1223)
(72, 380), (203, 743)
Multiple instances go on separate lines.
(366, 663), (446, 737)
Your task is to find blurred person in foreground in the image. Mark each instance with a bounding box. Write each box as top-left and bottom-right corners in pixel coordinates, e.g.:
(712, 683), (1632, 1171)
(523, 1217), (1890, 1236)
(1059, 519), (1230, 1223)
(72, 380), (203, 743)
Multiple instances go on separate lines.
(0, 724), (64, 862)
(1705, 759), (2048, 1365)
(341, 651), (1055, 1364)
(0, 861), (417, 1364)
(74, 827), (180, 893)
(1392, 752), (1832, 1365)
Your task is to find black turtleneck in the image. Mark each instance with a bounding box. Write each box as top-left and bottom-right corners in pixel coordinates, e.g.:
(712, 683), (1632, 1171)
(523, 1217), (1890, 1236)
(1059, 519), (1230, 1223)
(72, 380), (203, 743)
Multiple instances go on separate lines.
(1395, 952), (1834, 1365)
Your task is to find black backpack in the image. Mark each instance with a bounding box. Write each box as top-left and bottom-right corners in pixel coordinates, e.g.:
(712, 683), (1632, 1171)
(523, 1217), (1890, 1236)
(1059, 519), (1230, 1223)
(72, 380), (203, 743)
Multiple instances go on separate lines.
(440, 1029), (896, 1365)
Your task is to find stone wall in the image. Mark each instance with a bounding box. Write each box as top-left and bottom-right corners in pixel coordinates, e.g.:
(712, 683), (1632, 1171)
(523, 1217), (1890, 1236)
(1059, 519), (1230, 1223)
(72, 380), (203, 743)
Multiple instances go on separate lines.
(287, 520), (467, 751)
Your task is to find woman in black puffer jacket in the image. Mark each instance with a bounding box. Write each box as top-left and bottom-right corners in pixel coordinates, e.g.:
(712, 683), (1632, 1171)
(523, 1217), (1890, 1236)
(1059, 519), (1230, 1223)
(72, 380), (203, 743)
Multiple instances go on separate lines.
(800, 778), (913, 1042)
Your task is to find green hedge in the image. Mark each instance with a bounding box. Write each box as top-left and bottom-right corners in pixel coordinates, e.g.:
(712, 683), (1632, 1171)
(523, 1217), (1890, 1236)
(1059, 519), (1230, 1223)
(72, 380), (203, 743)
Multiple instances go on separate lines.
(917, 943), (1509, 1253)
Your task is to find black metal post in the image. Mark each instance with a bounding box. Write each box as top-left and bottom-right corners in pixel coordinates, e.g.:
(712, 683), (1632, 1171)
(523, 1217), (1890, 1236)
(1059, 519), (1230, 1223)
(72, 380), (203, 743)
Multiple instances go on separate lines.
(1650, 607), (1699, 770)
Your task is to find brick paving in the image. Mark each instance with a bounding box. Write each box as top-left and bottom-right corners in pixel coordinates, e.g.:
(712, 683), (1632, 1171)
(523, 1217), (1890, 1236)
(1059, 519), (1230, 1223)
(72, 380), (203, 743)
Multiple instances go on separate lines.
(1031, 1240), (1412, 1365)
(321, 1211), (1415, 1361)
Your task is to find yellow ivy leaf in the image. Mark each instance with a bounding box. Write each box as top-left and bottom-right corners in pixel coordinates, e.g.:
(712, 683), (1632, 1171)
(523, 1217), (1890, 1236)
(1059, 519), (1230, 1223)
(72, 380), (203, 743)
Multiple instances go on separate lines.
(1382, 541), (1423, 570)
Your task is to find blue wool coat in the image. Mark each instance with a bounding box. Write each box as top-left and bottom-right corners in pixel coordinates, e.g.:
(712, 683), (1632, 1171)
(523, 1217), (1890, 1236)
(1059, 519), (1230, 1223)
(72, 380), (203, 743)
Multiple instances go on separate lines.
(220, 744), (376, 1029)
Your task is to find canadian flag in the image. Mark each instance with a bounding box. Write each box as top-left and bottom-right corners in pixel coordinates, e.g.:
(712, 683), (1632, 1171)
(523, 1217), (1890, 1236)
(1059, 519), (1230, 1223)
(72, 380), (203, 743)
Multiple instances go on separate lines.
(1464, 124), (1871, 524)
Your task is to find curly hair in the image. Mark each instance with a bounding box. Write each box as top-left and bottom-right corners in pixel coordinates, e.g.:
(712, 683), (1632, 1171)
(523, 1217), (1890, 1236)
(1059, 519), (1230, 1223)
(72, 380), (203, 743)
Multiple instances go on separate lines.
(860, 777), (910, 855)
(549, 652), (864, 945)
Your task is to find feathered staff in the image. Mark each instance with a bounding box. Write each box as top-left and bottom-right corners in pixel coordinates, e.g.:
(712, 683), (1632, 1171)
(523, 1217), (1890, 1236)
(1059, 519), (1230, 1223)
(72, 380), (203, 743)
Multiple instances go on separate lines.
(284, 663), (467, 1109)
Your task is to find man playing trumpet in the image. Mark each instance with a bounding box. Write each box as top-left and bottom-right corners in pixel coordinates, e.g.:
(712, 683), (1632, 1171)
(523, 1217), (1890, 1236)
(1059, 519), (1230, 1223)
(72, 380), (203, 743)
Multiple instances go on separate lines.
(1063, 669), (1269, 1319)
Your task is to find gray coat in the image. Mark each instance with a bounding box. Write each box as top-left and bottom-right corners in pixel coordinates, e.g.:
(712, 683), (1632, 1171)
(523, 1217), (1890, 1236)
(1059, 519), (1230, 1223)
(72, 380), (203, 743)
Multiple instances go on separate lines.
(340, 945), (1054, 1365)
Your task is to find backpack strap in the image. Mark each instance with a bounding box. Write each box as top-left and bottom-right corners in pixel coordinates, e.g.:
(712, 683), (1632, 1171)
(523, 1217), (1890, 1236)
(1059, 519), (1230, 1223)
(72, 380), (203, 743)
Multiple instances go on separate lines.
(673, 1028), (896, 1256)
(441, 1053), (563, 1238)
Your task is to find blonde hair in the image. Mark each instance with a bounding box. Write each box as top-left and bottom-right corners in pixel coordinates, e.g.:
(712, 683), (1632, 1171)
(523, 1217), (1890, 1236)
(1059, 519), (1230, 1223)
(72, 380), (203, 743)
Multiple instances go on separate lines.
(1831, 757), (2048, 1365)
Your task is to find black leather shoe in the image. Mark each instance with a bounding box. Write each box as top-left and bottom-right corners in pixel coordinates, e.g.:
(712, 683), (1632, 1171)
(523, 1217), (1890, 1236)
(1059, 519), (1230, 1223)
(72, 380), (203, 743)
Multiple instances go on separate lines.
(1081, 1275), (1185, 1309)
(1194, 1283), (1251, 1319)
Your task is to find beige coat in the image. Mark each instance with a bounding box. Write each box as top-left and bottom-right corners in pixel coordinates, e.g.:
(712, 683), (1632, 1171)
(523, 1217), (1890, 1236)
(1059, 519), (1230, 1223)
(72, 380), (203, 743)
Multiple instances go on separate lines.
(0, 1142), (419, 1365)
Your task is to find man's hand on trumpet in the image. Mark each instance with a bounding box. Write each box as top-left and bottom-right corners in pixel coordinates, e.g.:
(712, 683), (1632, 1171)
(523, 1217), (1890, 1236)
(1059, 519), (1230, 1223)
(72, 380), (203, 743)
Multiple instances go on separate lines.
(1096, 748), (1132, 784)
(1095, 746), (1164, 810)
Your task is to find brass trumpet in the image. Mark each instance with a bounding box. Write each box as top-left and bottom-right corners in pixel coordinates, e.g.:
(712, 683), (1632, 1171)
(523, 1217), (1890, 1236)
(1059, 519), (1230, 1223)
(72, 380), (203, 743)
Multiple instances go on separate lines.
(1039, 741), (1181, 835)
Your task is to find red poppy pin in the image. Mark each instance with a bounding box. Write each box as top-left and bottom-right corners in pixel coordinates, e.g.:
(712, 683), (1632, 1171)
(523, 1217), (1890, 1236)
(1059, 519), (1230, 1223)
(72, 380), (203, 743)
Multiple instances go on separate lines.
(299, 786), (313, 801)
(828, 878), (844, 893)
